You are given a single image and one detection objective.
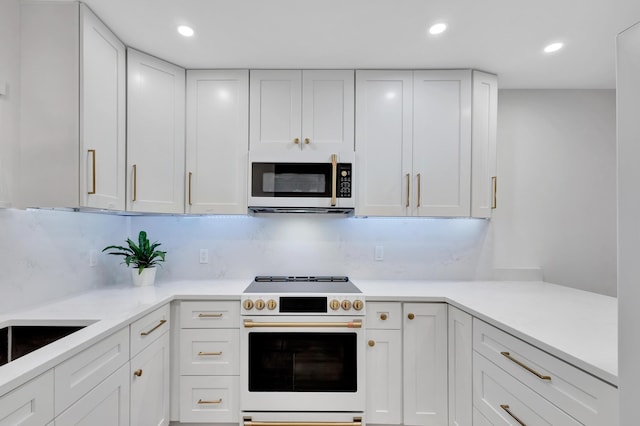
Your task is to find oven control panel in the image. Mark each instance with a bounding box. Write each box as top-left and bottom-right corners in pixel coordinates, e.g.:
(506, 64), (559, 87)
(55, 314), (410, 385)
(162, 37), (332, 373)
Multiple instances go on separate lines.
(241, 295), (365, 316)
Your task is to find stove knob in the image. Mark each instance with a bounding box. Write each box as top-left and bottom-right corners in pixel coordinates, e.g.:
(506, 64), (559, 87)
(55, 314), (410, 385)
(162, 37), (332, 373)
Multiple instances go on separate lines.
(267, 299), (277, 310)
(341, 300), (352, 310)
(243, 299), (254, 310)
(353, 300), (364, 311)
(255, 299), (265, 310)
(329, 299), (341, 311)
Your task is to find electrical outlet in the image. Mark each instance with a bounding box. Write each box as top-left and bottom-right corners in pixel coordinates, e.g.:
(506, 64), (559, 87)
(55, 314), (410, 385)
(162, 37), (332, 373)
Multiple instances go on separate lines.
(89, 249), (98, 267)
(199, 248), (209, 264)
(374, 245), (384, 261)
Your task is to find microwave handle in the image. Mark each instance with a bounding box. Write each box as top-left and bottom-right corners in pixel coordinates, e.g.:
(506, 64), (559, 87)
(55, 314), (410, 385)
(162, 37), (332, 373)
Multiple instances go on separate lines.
(331, 154), (338, 206)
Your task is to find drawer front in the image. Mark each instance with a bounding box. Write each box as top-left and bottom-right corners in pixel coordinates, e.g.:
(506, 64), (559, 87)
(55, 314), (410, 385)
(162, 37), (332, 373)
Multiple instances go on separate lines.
(0, 370), (54, 426)
(54, 327), (129, 415)
(180, 301), (240, 329)
(180, 329), (240, 375)
(473, 319), (618, 425)
(55, 362), (130, 426)
(473, 352), (582, 426)
(179, 375), (239, 423)
(366, 302), (401, 329)
(130, 303), (171, 357)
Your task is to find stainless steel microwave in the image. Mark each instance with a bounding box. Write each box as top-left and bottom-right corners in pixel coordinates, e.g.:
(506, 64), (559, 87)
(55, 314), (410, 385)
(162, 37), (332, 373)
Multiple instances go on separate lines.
(248, 154), (354, 214)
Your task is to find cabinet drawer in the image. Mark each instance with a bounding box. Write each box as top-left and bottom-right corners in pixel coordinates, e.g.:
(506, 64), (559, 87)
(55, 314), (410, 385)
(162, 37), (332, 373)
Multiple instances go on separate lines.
(180, 301), (240, 328)
(179, 376), (239, 423)
(180, 328), (240, 375)
(366, 302), (401, 329)
(473, 319), (618, 425)
(0, 369), (54, 426)
(55, 362), (130, 426)
(54, 327), (129, 415)
(473, 352), (581, 425)
(130, 303), (171, 357)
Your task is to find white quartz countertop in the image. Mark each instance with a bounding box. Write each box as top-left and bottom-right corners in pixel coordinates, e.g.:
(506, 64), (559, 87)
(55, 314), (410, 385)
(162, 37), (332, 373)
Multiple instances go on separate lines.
(0, 279), (617, 397)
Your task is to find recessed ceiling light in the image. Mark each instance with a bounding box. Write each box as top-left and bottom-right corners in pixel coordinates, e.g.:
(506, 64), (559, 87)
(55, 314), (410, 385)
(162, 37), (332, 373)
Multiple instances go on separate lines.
(177, 25), (194, 37)
(544, 42), (564, 53)
(429, 23), (447, 35)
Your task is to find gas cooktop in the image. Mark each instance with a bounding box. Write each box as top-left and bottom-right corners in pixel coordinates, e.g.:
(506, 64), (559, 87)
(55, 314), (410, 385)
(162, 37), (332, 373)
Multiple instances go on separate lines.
(243, 276), (362, 294)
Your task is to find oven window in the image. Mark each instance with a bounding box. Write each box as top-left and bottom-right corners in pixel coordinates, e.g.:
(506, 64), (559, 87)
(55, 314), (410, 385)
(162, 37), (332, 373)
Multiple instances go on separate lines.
(248, 332), (357, 392)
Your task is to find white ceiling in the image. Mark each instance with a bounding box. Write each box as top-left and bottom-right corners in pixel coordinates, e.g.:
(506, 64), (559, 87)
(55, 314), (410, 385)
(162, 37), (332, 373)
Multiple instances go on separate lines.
(77, 0), (640, 89)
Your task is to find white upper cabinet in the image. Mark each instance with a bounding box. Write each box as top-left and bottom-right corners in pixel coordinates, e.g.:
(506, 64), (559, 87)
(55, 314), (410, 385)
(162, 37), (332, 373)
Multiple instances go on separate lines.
(471, 71), (498, 218)
(18, 3), (126, 209)
(127, 49), (185, 213)
(186, 70), (249, 214)
(250, 70), (354, 160)
(412, 70), (471, 217)
(355, 70), (413, 216)
(356, 69), (494, 218)
(80, 4), (126, 210)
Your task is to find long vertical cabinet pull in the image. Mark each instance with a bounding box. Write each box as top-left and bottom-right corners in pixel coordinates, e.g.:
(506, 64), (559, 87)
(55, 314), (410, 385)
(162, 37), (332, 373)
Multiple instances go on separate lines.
(132, 164), (137, 202)
(406, 174), (411, 207)
(87, 149), (96, 194)
(417, 173), (421, 207)
(188, 172), (193, 206)
(331, 154), (338, 206)
(491, 176), (497, 209)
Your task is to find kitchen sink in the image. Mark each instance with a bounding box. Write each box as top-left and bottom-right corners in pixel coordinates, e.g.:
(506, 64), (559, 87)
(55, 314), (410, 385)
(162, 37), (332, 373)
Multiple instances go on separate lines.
(0, 320), (96, 366)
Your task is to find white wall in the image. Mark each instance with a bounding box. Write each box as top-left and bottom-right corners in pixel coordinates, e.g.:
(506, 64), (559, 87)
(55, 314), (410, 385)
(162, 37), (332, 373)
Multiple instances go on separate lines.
(0, 0), (20, 207)
(616, 20), (640, 426)
(493, 89), (617, 296)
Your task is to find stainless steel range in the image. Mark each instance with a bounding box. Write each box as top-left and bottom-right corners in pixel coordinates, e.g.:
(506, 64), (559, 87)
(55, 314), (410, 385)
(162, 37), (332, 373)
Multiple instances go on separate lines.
(240, 276), (365, 426)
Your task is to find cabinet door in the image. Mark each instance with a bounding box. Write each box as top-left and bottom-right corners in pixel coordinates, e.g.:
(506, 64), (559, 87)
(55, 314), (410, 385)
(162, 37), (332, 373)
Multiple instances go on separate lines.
(79, 4), (126, 210)
(366, 329), (402, 425)
(0, 370), (53, 426)
(413, 70), (471, 217)
(471, 71), (498, 218)
(249, 70), (302, 157)
(55, 363), (130, 426)
(127, 48), (185, 213)
(448, 306), (472, 426)
(130, 332), (170, 426)
(186, 70), (248, 214)
(403, 303), (448, 426)
(355, 71), (413, 216)
(301, 70), (354, 157)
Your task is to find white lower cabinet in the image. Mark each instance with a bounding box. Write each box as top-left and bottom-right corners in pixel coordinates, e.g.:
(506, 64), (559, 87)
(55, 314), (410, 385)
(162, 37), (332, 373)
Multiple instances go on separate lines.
(472, 319), (618, 425)
(448, 306), (472, 426)
(473, 352), (581, 425)
(403, 303), (448, 426)
(366, 302), (402, 424)
(179, 376), (239, 423)
(55, 362), (130, 426)
(130, 331), (170, 426)
(0, 369), (54, 426)
(179, 301), (240, 423)
(54, 327), (129, 415)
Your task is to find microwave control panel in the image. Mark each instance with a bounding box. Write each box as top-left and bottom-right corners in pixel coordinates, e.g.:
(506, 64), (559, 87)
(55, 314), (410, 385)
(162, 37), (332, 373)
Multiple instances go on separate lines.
(338, 164), (352, 198)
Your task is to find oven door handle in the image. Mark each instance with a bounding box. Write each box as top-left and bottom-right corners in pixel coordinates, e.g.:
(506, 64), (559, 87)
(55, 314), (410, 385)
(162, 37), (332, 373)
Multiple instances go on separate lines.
(243, 319), (362, 329)
(244, 418), (362, 426)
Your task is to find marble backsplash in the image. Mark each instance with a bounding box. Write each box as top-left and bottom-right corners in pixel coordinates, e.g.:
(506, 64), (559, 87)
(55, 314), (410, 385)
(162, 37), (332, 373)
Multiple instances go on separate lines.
(0, 209), (492, 314)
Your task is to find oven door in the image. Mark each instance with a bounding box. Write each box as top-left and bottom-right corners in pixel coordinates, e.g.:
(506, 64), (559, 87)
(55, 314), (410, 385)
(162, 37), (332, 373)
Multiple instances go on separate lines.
(240, 316), (365, 412)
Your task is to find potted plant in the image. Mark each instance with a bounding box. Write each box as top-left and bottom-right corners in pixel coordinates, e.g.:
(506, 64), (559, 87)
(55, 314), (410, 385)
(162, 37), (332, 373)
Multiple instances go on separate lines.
(103, 230), (167, 286)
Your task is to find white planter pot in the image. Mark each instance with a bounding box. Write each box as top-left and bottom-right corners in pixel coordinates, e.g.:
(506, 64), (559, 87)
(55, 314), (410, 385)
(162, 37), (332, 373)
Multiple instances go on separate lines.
(131, 267), (157, 287)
